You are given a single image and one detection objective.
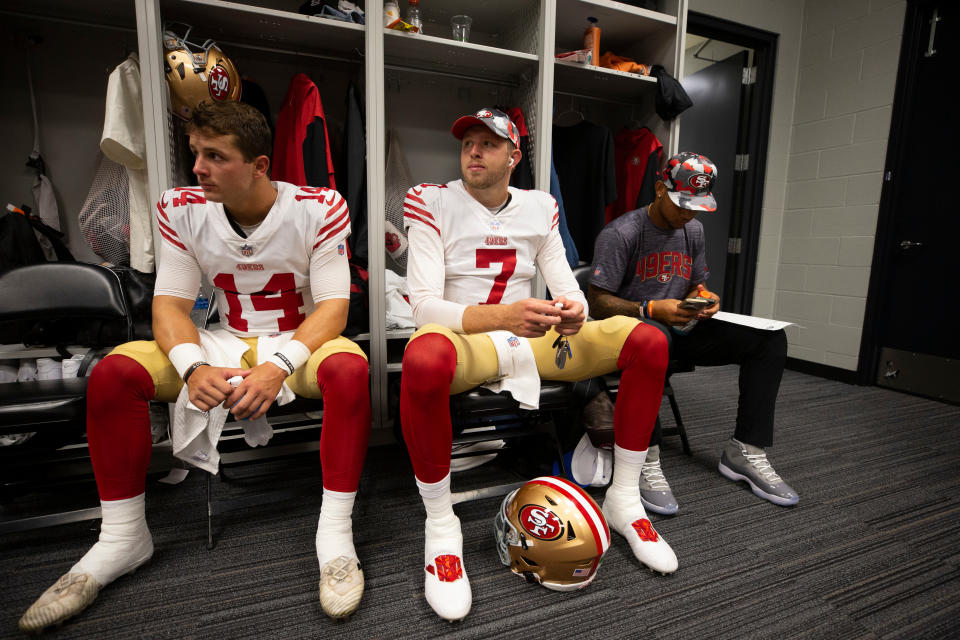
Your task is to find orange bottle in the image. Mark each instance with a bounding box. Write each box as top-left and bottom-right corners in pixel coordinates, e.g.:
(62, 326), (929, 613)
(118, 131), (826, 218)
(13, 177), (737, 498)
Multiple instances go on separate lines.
(584, 17), (601, 66)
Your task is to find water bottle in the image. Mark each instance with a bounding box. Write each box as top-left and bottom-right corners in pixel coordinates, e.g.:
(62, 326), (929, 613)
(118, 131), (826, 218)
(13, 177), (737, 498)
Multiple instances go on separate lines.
(407, 0), (422, 33)
(190, 292), (210, 328)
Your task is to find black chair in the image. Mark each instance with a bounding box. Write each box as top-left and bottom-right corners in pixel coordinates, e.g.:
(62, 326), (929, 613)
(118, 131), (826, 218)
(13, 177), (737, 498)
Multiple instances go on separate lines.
(0, 262), (135, 533)
(446, 383), (574, 503)
(573, 265), (692, 455)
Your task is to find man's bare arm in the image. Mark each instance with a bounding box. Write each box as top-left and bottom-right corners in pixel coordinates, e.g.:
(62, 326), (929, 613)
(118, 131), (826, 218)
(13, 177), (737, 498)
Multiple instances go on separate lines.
(587, 284), (643, 320)
(461, 299), (563, 337)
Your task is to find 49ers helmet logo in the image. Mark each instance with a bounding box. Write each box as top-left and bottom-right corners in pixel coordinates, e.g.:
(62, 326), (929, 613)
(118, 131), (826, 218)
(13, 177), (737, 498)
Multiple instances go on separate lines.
(208, 65), (233, 101)
(688, 173), (711, 191)
(519, 504), (564, 540)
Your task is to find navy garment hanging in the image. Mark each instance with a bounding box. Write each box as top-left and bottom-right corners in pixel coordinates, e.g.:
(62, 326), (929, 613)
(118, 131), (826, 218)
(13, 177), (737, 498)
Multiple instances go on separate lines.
(550, 152), (579, 268)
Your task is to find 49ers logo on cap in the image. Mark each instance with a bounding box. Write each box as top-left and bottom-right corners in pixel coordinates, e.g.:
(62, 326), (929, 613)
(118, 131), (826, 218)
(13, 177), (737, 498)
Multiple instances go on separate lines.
(208, 65), (232, 101)
(519, 504), (564, 540)
(688, 173), (711, 191)
(476, 109), (494, 118)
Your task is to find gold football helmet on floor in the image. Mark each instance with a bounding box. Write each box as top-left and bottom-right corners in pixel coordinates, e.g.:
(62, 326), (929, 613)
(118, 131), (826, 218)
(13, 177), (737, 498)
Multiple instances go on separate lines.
(494, 476), (611, 591)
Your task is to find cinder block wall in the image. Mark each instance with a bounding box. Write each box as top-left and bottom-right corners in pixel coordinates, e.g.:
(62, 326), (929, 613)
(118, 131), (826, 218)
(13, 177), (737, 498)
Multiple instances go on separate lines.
(778, 0), (905, 370)
(688, 0), (804, 322)
(691, 0), (906, 371)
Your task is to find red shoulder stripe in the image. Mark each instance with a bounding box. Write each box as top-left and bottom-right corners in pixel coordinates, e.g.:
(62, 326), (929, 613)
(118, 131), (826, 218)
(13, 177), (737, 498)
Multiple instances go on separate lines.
(158, 227), (187, 251)
(314, 217), (351, 248)
(317, 207), (350, 238)
(404, 211), (441, 237)
(404, 202), (436, 221)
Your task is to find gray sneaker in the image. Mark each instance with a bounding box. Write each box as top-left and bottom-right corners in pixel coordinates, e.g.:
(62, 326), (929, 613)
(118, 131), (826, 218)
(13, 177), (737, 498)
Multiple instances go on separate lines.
(718, 438), (799, 506)
(639, 445), (678, 515)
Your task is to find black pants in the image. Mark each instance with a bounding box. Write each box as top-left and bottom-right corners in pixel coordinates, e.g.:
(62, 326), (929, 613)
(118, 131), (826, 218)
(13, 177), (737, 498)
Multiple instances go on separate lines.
(644, 318), (787, 448)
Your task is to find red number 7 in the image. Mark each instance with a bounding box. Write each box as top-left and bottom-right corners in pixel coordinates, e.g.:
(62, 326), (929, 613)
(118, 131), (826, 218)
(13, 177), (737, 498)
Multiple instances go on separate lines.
(476, 249), (517, 304)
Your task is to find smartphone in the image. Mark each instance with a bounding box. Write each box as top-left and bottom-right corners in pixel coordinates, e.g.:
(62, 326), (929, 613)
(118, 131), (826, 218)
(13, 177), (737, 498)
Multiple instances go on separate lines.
(678, 297), (714, 310)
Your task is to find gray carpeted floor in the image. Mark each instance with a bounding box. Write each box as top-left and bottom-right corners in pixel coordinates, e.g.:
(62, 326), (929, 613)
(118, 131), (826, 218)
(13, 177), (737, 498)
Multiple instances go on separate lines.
(2, 366), (959, 639)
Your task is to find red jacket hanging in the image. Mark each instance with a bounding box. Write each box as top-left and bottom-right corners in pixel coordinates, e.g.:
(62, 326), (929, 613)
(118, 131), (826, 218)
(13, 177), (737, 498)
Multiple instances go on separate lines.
(272, 73), (336, 189)
(606, 127), (662, 222)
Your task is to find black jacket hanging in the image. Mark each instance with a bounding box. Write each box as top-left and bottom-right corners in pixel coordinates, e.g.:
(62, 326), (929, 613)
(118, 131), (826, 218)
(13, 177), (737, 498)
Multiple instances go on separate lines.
(650, 65), (693, 121)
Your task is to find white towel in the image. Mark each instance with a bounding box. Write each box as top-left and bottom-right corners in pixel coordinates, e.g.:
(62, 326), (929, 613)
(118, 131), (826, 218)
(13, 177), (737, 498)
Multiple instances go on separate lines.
(36, 357), (61, 380)
(482, 331), (541, 410)
(172, 329), (296, 473)
(384, 269), (416, 329)
(17, 359), (37, 382)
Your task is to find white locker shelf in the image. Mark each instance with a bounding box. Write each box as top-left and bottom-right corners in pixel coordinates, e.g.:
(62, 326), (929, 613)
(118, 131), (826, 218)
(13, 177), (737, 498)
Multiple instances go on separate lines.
(555, 0), (677, 53)
(384, 30), (538, 82)
(160, 0), (365, 55)
(554, 59), (658, 102)
(0, 0), (137, 28)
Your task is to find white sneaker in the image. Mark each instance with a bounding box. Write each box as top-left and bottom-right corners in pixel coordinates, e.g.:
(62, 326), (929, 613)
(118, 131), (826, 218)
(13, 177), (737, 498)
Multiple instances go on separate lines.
(19, 573), (102, 633)
(602, 494), (678, 574)
(318, 556), (364, 620)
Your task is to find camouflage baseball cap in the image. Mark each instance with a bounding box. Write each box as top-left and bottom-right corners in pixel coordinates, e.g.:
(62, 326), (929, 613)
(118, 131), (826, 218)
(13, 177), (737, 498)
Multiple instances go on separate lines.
(451, 107), (520, 148)
(661, 152), (717, 212)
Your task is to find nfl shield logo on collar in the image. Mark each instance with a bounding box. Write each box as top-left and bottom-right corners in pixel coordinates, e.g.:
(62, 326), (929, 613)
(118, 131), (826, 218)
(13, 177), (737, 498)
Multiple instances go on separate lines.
(240, 244), (254, 257)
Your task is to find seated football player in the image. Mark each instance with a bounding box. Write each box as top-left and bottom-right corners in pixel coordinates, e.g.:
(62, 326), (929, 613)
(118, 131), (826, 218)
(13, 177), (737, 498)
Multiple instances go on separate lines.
(400, 108), (678, 622)
(588, 152), (797, 516)
(19, 101), (372, 632)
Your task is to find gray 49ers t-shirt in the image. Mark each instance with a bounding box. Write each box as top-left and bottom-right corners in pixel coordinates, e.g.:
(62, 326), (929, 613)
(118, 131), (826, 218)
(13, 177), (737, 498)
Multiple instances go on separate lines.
(589, 207), (709, 302)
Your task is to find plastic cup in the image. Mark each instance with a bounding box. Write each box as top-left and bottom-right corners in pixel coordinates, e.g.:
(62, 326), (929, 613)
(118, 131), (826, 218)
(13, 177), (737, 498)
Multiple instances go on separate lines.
(451, 15), (472, 42)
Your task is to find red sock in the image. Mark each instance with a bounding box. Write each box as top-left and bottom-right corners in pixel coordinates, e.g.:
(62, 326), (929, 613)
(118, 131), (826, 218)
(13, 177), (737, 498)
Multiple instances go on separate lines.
(86, 355), (155, 501)
(317, 353), (372, 492)
(400, 333), (457, 483)
(614, 323), (668, 451)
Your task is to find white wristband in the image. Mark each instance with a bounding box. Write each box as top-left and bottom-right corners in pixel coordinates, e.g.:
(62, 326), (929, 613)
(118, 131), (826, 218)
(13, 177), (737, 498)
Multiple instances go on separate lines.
(267, 339), (312, 375)
(167, 342), (206, 379)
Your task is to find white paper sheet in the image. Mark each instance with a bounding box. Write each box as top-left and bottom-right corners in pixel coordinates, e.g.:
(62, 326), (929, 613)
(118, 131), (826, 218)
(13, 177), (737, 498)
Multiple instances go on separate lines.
(713, 311), (794, 331)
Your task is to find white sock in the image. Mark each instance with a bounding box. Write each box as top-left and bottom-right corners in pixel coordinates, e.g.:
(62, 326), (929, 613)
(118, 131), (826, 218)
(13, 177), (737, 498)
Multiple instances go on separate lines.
(605, 444), (648, 503)
(72, 494), (153, 587)
(416, 473), (455, 520)
(417, 474), (462, 559)
(316, 488), (358, 567)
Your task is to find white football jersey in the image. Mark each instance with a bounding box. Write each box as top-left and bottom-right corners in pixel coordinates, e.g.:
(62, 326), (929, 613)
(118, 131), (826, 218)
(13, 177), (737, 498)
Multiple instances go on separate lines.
(403, 180), (561, 306)
(156, 181), (350, 336)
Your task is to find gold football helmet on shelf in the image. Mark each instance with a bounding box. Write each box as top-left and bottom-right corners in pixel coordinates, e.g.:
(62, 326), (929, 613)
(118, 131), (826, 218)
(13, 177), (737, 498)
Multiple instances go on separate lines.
(163, 24), (241, 121)
(494, 476), (611, 591)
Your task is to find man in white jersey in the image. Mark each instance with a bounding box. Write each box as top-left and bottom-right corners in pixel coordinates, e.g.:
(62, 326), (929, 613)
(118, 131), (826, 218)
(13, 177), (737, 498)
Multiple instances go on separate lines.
(19, 101), (371, 632)
(399, 108), (678, 621)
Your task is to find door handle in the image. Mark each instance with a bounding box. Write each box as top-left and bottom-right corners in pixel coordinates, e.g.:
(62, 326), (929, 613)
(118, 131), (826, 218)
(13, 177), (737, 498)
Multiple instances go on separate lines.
(899, 240), (924, 251)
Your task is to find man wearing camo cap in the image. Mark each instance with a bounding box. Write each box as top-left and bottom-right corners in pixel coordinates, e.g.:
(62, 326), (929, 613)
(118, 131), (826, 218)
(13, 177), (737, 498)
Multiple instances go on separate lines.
(588, 151), (797, 516)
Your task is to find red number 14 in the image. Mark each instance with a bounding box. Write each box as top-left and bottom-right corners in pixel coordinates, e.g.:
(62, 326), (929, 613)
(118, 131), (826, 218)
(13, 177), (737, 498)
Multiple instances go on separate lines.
(212, 272), (305, 332)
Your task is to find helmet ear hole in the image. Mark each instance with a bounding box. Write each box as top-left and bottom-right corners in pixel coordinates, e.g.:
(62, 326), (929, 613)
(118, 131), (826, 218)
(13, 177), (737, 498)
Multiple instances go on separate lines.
(567, 523), (577, 541)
